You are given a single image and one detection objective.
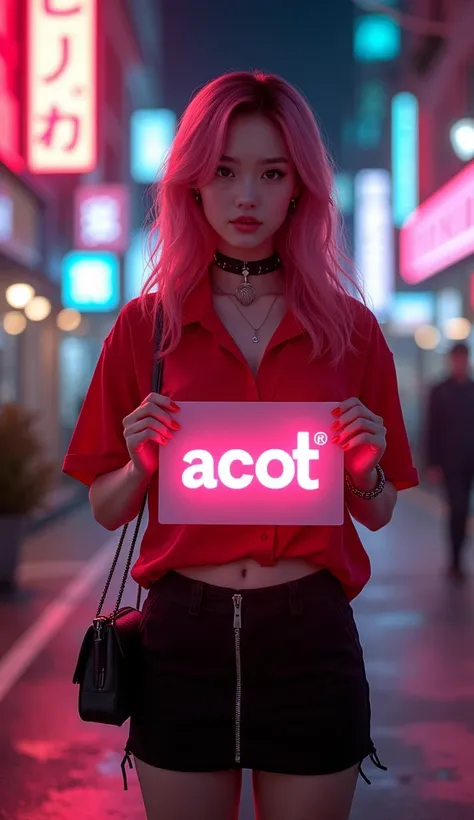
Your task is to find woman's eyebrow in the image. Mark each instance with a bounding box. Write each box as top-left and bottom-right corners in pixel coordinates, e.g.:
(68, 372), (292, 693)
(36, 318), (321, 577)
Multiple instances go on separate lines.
(220, 155), (289, 164)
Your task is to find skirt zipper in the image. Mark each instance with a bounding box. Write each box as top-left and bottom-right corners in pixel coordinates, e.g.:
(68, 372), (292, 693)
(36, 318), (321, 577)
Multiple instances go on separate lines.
(232, 593), (243, 764)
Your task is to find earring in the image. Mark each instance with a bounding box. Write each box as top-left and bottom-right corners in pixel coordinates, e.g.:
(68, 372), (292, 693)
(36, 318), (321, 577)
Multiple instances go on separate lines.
(289, 198), (297, 213)
(195, 191), (201, 203)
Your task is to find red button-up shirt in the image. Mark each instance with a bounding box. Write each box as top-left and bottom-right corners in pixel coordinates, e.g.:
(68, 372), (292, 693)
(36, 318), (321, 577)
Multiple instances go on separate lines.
(63, 273), (419, 600)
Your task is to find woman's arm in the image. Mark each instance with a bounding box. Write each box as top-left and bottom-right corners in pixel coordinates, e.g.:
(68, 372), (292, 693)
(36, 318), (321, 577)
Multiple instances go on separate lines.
(344, 467), (397, 532)
(89, 461), (151, 531)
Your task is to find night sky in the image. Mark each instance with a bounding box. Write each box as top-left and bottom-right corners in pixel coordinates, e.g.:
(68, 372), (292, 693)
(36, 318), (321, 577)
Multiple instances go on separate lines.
(160, 0), (355, 167)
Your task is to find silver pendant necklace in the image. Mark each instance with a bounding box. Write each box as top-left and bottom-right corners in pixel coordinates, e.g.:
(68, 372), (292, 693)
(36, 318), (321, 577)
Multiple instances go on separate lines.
(215, 287), (279, 343)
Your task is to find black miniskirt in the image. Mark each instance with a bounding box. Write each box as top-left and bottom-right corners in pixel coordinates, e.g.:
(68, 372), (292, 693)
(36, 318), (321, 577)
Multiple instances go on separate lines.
(122, 568), (386, 790)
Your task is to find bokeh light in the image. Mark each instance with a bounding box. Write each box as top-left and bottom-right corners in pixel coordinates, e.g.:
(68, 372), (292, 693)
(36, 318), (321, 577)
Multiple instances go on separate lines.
(57, 308), (82, 332)
(443, 317), (472, 340)
(5, 283), (35, 309)
(414, 324), (441, 350)
(3, 311), (27, 335)
(24, 296), (52, 321)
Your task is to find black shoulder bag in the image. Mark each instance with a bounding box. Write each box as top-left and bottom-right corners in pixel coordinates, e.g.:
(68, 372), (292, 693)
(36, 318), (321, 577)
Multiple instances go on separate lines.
(72, 308), (164, 727)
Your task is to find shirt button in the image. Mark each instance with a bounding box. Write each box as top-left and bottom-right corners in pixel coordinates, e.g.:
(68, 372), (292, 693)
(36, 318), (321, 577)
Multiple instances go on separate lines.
(260, 533), (268, 541)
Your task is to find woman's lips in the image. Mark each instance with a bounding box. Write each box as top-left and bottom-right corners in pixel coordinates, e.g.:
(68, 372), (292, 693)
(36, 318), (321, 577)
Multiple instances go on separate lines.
(230, 220), (262, 233)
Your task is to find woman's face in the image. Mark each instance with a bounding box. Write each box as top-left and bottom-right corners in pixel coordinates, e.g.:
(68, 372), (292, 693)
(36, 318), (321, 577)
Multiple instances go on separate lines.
(199, 113), (299, 260)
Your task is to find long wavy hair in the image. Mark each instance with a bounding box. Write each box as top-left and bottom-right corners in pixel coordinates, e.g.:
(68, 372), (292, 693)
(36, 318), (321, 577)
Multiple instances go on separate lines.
(142, 70), (364, 364)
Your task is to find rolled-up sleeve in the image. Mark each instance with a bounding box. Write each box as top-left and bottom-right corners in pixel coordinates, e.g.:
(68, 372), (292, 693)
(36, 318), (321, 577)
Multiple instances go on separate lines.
(359, 314), (419, 491)
(62, 306), (141, 487)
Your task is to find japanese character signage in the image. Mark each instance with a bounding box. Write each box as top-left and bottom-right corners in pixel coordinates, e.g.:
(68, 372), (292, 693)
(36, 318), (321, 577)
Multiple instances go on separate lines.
(26, 0), (97, 173)
(0, 0), (23, 172)
(74, 185), (130, 253)
(158, 403), (344, 525)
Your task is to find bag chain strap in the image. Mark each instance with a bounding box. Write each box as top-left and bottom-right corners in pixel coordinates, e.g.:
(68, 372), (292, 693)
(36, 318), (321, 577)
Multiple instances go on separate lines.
(95, 307), (164, 620)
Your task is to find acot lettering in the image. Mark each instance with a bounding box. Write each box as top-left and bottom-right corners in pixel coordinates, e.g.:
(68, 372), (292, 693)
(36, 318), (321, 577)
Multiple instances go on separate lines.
(181, 432), (320, 490)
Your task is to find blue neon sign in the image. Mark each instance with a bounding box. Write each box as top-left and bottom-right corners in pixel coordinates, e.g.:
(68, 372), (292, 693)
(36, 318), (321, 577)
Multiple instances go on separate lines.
(392, 92), (419, 228)
(354, 15), (401, 62)
(62, 251), (120, 312)
(130, 109), (177, 184)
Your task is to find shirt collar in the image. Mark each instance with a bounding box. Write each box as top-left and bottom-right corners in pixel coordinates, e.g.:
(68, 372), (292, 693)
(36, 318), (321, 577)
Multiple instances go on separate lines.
(182, 271), (214, 326)
(182, 270), (305, 347)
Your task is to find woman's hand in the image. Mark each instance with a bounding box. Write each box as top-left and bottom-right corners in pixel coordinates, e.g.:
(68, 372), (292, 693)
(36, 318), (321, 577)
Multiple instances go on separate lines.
(331, 398), (386, 486)
(123, 392), (181, 480)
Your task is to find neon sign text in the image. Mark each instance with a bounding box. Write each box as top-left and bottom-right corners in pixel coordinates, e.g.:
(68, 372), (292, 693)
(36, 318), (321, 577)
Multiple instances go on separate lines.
(27, 0), (97, 173)
(158, 402), (344, 526)
(182, 433), (321, 491)
(400, 160), (474, 284)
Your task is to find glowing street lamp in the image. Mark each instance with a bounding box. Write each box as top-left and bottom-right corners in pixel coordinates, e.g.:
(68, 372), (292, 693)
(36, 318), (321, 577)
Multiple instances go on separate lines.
(3, 311), (27, 335)
(414, 324), (440, 350)
(443, 317), (472, 340)
(24, 296), (51, 321)
(5, 283), (35, 309)
(450, 118), (474, 162)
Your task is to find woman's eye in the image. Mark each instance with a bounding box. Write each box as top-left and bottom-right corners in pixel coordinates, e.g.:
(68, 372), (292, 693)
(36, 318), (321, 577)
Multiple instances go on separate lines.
(263, 169), (285, 180)
(216, 166), (234, 178)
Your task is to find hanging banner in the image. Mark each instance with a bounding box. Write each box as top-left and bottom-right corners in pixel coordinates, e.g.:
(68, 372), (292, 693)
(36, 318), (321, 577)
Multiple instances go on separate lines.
(354, 169), (394, 319)
(26, 0), (97, 173)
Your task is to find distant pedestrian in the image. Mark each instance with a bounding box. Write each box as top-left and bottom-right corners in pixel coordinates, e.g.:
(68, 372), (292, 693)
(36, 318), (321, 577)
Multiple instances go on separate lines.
(425, 342), (474, 581)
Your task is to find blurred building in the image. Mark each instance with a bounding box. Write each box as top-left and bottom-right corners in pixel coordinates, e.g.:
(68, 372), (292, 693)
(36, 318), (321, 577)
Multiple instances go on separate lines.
(390, 0), (474, 455)
(340, 1), (474, 456)
(0, 0), (163, 463)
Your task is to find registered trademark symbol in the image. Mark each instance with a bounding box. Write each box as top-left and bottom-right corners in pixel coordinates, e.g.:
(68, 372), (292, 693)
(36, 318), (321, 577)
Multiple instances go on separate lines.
(314, 432), (328, 446)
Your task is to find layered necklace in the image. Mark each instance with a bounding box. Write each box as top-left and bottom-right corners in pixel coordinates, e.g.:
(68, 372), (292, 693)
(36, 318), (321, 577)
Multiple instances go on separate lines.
(213, 249), (282, 306)
(214, 284), (280, 344)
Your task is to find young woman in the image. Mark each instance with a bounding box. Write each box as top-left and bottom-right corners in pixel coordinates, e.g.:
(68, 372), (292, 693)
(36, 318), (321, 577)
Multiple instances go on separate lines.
(63, 71), (419, 820)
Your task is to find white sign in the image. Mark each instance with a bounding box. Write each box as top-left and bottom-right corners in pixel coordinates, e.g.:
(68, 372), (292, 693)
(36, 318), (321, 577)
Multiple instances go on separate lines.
(354, 169), (394, 319)
(158, 402), (344, 525)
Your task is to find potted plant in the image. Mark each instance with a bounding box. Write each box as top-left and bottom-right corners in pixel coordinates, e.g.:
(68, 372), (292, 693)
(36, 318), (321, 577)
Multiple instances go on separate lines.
(0, 403), (56, 591)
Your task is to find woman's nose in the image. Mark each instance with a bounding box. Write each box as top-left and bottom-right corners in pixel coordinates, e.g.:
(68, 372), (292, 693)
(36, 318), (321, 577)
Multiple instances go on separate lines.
(235, 179), (259, 208)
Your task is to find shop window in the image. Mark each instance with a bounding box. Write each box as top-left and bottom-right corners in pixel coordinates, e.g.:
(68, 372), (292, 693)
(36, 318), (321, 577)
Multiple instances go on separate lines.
(0, 325), (20, 403)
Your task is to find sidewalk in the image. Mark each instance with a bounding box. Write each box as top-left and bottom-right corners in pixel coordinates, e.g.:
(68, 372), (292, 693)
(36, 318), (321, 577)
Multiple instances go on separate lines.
(0, 487), (473, 819)
(350, 485), (474, 820)
(27, 478), (88, 533)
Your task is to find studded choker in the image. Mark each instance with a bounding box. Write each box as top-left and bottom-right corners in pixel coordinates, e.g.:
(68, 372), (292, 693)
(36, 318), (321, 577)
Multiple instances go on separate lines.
(213, 250), (282, 305)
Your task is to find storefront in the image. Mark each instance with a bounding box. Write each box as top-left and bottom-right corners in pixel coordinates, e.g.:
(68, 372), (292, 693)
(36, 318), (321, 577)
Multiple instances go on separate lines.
(389, 159), (474, 455)
(0, 164), (63, 460)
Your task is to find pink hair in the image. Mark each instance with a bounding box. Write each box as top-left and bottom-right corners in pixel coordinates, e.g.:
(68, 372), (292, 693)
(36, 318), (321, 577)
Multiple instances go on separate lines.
(142, 70), (365, 364)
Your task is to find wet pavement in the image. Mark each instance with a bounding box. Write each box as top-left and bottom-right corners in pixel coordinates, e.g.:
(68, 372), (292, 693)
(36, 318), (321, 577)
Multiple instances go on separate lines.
(0, 487), (473, 819)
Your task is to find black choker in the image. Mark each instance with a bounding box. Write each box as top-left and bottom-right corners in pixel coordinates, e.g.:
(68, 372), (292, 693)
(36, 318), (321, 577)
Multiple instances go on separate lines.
(213, 250), (282, 306)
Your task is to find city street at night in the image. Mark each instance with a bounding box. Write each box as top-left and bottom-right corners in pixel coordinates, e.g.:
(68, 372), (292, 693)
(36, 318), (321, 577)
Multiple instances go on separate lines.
(1, 487), (473, 820)
(3, 0), (474, 818)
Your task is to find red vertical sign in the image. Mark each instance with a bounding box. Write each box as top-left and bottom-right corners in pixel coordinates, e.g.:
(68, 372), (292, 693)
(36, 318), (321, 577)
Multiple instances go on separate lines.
(26, 0), (97, 173)
(0, 0), (23, 172)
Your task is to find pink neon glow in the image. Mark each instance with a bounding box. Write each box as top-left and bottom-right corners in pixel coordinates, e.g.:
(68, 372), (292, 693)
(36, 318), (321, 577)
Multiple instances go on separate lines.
(0, 0), (24, 172)
(400, 160), (474, 284)
(26, 0), (97, 174)
(74, 184), (130, 253)
(158, 402), (344, 526)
